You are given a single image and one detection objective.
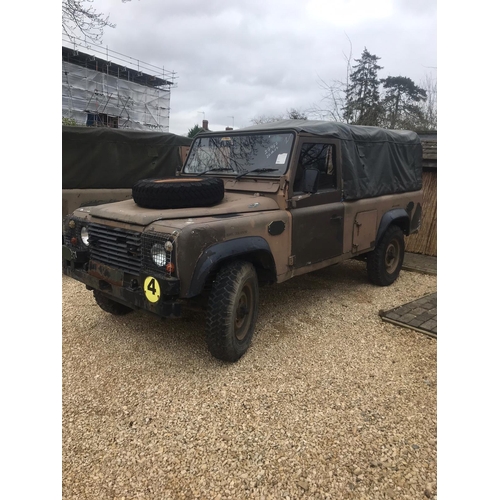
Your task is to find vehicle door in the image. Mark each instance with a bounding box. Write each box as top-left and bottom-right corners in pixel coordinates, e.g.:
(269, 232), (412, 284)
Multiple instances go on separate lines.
(289, 138), (343, 268)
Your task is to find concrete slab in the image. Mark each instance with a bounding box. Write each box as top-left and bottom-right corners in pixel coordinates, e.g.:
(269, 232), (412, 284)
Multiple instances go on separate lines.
(402, 252), (437, 275)
(379, 292), (437, 338)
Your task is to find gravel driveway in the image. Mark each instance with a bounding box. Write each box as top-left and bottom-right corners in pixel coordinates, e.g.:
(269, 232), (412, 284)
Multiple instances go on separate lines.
(62, 259), (437, 499)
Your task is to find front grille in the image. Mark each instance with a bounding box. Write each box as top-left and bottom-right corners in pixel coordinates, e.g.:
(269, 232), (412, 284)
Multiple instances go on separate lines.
(88, 223), (142, 275)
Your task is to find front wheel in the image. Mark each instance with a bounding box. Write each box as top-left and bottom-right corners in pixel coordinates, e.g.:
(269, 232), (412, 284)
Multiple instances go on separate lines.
(366, 225), (405, 286)
(205, 261), (259, 362)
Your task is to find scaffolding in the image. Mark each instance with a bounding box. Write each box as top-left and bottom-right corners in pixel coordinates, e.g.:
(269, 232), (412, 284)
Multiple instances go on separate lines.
(62, 36), (176, 131)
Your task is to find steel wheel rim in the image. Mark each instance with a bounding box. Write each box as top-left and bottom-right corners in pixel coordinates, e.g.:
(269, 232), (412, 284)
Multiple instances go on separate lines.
(234, 281), (253, 341)
(385, 240), (400, 274)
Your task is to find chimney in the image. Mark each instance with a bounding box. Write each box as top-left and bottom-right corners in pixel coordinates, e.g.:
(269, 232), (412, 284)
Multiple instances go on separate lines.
(202, 119), (209, 130)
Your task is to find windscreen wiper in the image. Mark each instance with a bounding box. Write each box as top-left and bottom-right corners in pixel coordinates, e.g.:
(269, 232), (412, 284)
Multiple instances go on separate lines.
(235, 168), (279, 179)
(197, 167), (234, 176)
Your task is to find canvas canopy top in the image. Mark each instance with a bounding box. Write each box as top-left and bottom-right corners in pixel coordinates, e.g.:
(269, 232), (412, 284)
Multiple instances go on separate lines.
(236, 120), (423, 200)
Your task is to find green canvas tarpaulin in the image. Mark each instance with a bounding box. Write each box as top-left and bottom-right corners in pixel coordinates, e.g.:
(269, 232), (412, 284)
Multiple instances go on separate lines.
(239, 120), (422, 201)
(62, 127), (192, 189)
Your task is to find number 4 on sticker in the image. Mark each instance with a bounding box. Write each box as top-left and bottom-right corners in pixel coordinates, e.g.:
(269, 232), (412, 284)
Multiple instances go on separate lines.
(144, 276), (161, 303)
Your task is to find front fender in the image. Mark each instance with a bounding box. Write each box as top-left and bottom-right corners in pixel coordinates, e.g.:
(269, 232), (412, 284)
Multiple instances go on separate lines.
(186, 236), (274, 298)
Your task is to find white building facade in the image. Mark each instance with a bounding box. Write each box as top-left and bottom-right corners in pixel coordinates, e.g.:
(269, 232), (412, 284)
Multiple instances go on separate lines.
(62, 45), (175, 131)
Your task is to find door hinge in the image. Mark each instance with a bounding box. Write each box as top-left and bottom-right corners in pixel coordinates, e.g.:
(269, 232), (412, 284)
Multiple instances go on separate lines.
(288, 255), (295, 266)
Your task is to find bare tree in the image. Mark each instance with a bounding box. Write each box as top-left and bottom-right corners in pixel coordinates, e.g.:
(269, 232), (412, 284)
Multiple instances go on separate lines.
(417, 73), (437, 131)
(62, 0), (115, 43)
(310, 35), (353, 122)
(250, 108), (308, 125)
(312, 76), (347, 122)
(250, 113), (286, 125)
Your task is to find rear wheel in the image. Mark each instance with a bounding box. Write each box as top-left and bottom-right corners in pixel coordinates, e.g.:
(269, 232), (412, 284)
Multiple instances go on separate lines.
(205, 261), (259, 362)
(93, 290), (134, 316)
(367, 225), (405, 286)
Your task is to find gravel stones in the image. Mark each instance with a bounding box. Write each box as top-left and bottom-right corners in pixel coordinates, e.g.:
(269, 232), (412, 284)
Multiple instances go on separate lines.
(63, 259), (437, 499)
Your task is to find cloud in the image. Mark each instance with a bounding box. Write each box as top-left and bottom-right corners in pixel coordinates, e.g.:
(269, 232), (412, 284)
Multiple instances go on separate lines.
(306, 0), (394, 26)
(70, 0), (436, 134)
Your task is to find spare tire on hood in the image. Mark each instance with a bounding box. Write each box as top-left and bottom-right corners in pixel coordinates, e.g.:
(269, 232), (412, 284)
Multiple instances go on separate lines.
(132, 177), (225, 209)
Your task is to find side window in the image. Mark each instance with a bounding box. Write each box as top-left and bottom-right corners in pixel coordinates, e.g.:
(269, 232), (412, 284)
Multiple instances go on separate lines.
(293, 143), (336, 193)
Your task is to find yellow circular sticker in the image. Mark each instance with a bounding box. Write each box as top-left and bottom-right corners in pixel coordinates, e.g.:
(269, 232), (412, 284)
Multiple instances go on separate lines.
(144, 276), (161, 303)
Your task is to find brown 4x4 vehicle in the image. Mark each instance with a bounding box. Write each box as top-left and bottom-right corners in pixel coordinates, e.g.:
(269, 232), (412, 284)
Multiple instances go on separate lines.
(62, 120), (423, 362)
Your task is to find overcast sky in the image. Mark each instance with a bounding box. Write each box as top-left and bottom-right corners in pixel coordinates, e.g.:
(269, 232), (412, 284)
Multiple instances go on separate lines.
(63, 0), (436, 136)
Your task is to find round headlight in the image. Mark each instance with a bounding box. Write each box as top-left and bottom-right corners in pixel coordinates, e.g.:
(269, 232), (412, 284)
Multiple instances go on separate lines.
(151, 243), (167, 267)
(81, 226), (89, 246)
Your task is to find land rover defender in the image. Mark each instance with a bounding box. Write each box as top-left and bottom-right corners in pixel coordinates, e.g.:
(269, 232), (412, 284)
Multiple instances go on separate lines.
(62, 120), (423, 362)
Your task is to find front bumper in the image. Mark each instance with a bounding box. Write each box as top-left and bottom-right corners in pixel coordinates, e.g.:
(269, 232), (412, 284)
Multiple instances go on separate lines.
(62, 245), (182, 318)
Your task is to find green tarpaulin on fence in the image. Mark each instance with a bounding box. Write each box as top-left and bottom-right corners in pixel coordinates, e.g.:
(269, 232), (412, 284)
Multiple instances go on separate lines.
(62, 126), (192, 189)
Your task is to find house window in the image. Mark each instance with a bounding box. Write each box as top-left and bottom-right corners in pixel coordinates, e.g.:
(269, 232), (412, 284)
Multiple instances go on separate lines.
(86, 113), (118, 128)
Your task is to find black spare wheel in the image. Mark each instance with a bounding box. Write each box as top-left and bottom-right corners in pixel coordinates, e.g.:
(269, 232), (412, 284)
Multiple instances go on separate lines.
(132, 177), (225, 209)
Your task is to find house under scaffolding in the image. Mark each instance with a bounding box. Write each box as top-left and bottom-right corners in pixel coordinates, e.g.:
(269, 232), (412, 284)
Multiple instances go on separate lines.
(62, 43), (176, 131)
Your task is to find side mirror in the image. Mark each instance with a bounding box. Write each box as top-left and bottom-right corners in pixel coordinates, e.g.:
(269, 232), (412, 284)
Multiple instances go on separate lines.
(303, 168), (319, 193)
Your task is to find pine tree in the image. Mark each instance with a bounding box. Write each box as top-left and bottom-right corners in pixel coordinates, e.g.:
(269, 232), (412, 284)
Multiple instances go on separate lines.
(187, 124), (205, 138)
(343, 48), (383, 126)
(381, 76), (427, 129)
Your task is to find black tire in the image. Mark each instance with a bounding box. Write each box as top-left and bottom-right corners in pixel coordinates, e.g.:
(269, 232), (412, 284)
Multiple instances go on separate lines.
(132, 177), (224, 210)
(93, 290), (134, 316)
(205, 261), (259, 362)
(366, 225), (405, 286)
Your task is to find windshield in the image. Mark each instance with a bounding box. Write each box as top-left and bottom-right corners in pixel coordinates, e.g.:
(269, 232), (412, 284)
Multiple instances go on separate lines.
(183, 132), (295, 177)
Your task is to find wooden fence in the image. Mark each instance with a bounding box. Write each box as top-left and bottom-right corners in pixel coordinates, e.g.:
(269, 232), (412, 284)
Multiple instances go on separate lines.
(405, 134), (437, 257)
(405, 169), (437, 256)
